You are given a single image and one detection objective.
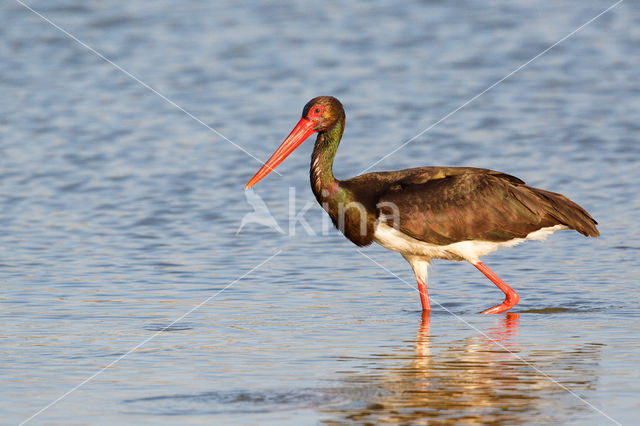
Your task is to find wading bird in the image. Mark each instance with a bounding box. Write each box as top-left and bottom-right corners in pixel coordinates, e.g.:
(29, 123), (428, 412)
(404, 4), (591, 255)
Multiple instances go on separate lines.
(245, 96), (598, 314)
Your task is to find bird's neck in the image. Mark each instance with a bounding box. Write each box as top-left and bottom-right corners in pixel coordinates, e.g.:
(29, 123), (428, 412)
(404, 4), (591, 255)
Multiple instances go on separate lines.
(309, 112), (376, 247)
(310, 112), (345, 201)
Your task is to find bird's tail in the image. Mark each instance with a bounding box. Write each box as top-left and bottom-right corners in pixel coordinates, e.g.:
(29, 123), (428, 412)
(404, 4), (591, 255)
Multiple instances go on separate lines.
(513, 186), (600, 237)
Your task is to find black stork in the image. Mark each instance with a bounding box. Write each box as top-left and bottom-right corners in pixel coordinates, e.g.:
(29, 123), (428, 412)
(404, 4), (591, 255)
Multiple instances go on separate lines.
(245, 96), (599, 314)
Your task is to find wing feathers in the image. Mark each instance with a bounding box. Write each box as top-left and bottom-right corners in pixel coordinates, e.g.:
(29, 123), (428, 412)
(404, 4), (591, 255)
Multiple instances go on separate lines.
(377, 170), (598, 244)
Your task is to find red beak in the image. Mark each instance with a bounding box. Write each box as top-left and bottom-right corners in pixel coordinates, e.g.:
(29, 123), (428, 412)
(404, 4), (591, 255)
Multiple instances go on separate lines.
(245, 118), (317, 189)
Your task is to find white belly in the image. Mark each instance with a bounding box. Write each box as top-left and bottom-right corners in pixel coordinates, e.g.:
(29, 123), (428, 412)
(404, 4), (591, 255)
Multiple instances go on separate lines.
(373, 222), (567, 263)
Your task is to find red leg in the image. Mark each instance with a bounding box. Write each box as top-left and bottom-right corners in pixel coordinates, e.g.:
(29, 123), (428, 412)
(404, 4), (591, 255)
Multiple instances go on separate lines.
(473, 261), (520, 314)
(417, 278), (431, 312)
(403, 255), (431, 312)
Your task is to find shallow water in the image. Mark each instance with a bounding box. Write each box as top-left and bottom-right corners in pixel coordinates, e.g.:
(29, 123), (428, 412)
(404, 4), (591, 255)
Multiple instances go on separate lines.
(2, 0), (640, 424)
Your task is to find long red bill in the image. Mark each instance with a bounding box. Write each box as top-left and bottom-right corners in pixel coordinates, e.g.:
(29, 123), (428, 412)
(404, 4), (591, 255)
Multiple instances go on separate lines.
(245, 118), (316, 189)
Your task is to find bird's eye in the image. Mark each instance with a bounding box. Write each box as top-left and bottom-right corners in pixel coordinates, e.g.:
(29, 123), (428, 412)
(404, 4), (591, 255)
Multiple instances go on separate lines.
(308, 105), (324, 120)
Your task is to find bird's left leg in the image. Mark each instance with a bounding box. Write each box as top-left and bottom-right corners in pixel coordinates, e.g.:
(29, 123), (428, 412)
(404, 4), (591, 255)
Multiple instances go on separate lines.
(473, 261), (520, 314)
(403, 255), (431, 312)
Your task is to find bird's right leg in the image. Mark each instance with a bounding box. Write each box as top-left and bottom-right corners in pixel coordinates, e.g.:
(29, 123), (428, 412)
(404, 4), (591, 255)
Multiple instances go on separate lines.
(416, 277), (431, 312)
(403, 255), (431, 312)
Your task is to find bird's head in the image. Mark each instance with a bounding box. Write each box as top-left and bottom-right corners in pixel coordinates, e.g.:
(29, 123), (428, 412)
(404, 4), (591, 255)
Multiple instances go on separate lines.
(301, 96), (344, 133)
(245, 96), (343, 189)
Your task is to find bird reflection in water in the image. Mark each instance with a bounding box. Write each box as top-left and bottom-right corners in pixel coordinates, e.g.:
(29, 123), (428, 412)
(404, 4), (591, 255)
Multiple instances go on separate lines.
(411, 312), (520, 409)
(416, 311), (520, 357)
(323, 313), (602, 424)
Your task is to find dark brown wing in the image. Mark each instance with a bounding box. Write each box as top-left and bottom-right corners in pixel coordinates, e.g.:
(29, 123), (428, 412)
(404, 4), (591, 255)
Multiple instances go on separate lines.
(376, 170), (598, 245)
